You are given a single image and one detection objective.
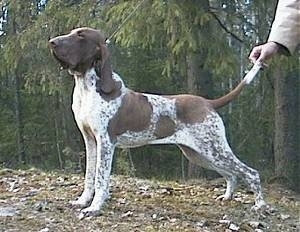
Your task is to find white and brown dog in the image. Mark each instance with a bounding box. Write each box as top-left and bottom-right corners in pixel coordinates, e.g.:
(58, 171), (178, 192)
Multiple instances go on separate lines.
(49, 27), (266, 217)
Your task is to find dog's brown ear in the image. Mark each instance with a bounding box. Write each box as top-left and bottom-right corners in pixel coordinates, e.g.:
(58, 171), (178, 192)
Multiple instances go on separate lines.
(95, 44), (120, 96)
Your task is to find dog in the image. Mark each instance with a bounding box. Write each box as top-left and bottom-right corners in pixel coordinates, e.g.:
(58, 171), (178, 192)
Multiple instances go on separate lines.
(49, 27), (266, 217)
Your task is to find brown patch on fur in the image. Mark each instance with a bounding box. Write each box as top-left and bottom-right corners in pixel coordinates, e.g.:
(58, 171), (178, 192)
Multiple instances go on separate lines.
(154, 116), (176, 139)
(95, 45), (119, 93)
(171, 95), (212, 124)
(207, 80), (247, 109)
(94, 44), (122, 101)
(108, 91), (152, 142)
(95, 74), (122, 102)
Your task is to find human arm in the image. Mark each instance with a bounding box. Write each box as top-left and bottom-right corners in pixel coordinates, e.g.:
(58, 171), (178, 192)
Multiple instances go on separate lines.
(249, 0), (300, 63)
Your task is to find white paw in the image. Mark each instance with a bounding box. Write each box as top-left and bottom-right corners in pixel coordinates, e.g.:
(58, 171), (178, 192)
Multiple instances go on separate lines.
(78, 191), (109, 218)
(70, 198), (91, 208)
(79, 205), (102, 218)
(251, 200), (268, 212)
(216, 194), (233, 201)
(70, 191), (94, 208)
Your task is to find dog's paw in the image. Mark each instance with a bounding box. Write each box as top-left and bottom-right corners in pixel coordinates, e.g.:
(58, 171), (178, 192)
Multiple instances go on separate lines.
(250, 200), (276, 217)
(78, 192), (107, 218)
(70, 196), (93, 208)
(70, 190), (94, 208)
(216, 194), (233, 201)
(251, 200), (269, 212)
(79, 206), (102, 219)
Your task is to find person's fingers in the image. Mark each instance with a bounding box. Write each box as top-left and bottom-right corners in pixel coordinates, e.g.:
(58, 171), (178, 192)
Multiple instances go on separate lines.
(249, 46), (262, 63)
(249, 42), (280, 64)
(257, 49), (268, 63)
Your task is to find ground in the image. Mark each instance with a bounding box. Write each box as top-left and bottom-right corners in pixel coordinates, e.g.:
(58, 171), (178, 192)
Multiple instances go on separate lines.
(0, 169), (299, 232)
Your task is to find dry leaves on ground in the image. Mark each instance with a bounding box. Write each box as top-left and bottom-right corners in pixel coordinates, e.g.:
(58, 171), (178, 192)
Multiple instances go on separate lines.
(0, 168), (299, 232)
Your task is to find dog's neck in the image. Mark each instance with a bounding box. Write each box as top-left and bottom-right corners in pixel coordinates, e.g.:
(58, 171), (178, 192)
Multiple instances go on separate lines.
(72, 68), (127, 101)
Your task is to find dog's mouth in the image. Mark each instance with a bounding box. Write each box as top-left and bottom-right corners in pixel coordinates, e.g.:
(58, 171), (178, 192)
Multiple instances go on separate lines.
(50, 50), (73, 70)
(50, 47), (92, 74)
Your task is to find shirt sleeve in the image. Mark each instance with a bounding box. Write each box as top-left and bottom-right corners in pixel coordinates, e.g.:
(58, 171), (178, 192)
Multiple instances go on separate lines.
(268, 0), (300, 54)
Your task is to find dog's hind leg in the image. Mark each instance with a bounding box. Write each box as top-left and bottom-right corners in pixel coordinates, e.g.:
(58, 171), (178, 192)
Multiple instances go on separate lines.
(215, 171), (237, 201)
(178, 114), (266, 209)
(178, 145), (237, 201)
(203, 113), (266, 209)
(208, 131), (267, 210)
(215, 149), (266, 210)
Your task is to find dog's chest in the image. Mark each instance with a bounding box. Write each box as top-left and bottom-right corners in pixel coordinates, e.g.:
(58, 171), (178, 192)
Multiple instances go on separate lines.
(72, 72), (122, 131)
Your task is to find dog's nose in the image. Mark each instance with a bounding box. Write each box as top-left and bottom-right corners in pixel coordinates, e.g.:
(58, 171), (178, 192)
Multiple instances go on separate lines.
(49, 38), (58, 47)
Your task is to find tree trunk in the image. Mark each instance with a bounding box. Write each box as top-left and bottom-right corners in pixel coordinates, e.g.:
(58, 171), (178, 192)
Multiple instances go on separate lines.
(274, 67), (300, 192)
(185, 0), (214, 180)
(54, 93), (64, 169)
(14, 72), (26, 164)
(186, 52), (201, 179)
(186, 52), (198, 95)
(186, 51), (214, 179)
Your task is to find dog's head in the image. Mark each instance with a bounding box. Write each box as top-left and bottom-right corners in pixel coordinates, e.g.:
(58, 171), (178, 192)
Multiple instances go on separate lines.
(49, 27), (108, 73)
(49, 27), (121, 97)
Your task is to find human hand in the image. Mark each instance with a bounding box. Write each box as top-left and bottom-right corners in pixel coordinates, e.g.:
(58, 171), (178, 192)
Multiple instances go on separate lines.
(249, 41), (280, 63)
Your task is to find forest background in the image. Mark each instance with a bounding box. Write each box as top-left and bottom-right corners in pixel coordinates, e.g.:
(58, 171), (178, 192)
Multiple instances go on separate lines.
(0, 0), (299, 192)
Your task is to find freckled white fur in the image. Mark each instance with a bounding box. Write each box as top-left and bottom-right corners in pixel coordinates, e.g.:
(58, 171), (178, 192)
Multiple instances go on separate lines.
(71, 69), (128, 209)
(71, 68), (266, 217)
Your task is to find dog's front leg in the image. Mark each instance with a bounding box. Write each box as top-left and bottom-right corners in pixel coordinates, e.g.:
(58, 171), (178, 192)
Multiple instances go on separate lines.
(81, 134), (115, 217)
(71, 130), (97, 208)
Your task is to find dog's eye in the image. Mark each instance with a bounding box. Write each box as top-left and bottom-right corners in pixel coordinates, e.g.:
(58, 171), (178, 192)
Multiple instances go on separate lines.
(77, 30), (84, 38)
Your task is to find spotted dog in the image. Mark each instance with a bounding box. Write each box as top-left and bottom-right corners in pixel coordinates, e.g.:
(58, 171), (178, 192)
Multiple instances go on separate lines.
(49, 27), (267, 217)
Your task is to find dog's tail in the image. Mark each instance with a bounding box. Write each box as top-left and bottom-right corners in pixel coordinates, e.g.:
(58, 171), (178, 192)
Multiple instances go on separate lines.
(208, 62), (263, 109)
